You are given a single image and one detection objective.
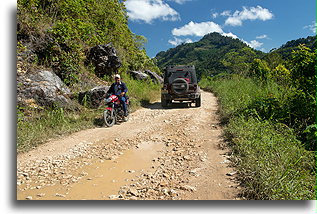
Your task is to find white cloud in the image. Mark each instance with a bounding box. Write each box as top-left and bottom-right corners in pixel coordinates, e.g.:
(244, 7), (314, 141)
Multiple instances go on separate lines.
(222, 33), (263, 49)
(222, 32), (239, 39)
(168, 37), (193, 46)
(246, 40), (263, 49)
(169, 20), (263, 50)
(125, 0), (180, 23)
(224, 6), (274, 26)
(211, 12), (219, 19)
(169, 0), (191, 4)
(256, 34), (268, 39)
(220, 10), (231, 17)
(304, 21), (316, 34)
(172, 21), (223, 37)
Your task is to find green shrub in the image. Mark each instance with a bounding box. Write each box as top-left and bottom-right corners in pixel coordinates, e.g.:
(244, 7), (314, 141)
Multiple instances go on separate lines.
(199, 75), (316, 200)
(201, 74), (316, 150)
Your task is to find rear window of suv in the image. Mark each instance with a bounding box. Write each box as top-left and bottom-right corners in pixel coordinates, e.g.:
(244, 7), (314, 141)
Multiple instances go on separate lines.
(166, 71), (192, 83)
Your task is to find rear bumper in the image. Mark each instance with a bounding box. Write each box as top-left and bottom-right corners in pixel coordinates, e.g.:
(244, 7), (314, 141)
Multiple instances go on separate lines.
(161, 92), (200, 101)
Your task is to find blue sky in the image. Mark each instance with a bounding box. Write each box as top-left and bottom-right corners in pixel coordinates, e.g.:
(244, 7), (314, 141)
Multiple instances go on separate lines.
(125, 0), (316, 57)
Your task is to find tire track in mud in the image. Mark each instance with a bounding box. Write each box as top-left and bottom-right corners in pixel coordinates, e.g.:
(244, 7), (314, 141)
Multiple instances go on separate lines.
(17, 91), (239, 200)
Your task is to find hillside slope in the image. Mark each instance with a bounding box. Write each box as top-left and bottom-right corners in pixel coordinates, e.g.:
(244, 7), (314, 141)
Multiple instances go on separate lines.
(17, 0), (159, 85)
(270, 35), (316, 59)
(17, 0), (162, 152)
(156, 33), (315, 78)
(155, 32), (264, 77)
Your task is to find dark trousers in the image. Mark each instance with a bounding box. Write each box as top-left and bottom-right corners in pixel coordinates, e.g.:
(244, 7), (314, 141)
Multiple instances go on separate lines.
(119, 96), (127, 115)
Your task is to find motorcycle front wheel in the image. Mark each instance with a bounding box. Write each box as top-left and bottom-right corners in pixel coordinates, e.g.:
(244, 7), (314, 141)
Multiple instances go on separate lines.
(103, 110), (115, 127)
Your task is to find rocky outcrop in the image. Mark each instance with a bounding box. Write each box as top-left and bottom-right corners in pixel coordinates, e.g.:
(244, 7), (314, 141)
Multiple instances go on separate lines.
(78, 85), (110, 109)
(127, 70), (149, 81)
(86, 44), (121, 78)
(144, 70), (163, 84)
(17, 69), (76, 109)
(127, 70), (163, 84)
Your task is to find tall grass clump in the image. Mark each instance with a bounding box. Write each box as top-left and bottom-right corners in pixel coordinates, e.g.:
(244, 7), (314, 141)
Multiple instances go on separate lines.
(17, 107), (100, 153)
(199, 75), (315, 200)
(228, 116), (315, 199)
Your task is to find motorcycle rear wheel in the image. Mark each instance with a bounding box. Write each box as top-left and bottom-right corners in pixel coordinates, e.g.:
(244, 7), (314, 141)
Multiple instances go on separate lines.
(103, 110), (115, 127)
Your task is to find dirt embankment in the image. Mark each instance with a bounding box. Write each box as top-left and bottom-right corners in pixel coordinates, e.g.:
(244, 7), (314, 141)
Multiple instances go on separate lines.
(17, 91), (240, 200)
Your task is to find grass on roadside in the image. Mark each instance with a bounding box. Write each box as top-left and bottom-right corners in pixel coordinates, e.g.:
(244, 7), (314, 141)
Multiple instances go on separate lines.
(17, 74), (161, 153)
(227, 116), (315, 200)
(199, 75), (315, 200)
(17, 107), (101, 153)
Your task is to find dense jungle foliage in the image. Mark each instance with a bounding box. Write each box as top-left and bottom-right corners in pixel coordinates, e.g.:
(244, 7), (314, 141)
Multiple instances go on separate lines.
(17, 0), (160, 85)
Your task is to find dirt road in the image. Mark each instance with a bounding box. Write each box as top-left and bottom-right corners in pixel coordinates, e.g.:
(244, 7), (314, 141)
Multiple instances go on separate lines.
(17, 91), (239, 200)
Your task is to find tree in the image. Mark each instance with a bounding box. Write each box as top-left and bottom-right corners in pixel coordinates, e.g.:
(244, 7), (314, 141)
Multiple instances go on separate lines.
(263, 51), (284, 70)
(269, 64), (291, 85)
(249, 59), (270, 81)
(221, 47), (257, 74)
(289, 44), (315, 93)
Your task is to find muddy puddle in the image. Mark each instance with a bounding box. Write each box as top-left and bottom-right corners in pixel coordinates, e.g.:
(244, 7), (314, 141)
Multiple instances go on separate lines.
(17, 141), (165, 200)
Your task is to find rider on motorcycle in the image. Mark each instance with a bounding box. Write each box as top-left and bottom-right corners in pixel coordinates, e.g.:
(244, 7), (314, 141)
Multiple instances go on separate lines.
(107, 74), (128, 117)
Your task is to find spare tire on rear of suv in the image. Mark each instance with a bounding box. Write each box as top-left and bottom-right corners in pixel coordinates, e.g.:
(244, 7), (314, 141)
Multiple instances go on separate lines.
(172, 78), (189, 95)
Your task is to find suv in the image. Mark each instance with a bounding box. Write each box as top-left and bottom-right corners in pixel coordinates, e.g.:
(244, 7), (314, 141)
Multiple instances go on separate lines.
(161, 65), (201, 107)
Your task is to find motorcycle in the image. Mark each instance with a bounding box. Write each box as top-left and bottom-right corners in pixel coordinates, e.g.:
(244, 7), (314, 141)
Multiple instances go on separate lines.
(103, 94), (130, 127)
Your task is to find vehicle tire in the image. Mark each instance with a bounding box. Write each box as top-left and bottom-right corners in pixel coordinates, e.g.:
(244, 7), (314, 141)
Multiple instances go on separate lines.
(195, 97), (201, 107)
(161, 97), (167, 107)
(172, 78), (189, 95)
(103, 110), (115, 127)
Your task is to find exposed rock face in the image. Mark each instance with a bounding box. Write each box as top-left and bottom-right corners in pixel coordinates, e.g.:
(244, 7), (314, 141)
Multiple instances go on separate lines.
(78, 85), (110, 109)
(127, 70), (163, 84)
(127, 70), (149, 81)
(86, 44), (121, 78)
(144, 70), (163, 84)
(17, 69), (75, 109)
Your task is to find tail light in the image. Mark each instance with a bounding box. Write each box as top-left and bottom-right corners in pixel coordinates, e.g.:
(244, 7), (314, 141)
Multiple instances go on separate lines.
(183, 78), (190, 83)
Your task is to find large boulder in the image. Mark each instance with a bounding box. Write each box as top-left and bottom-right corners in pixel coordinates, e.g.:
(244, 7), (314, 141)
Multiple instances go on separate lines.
(127, 70), (163, 84)
(127, 70), (149, 81)
(86, 44), (121, 77)
(17, 70), (76, 109)
(78, 85), (110, 109)
(144, 70), (163, 84)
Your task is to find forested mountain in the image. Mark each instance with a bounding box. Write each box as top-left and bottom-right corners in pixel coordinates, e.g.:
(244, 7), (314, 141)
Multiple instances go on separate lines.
(270, 36), (316, 60)
(155, 32), (315, 78)
(155, 32), (264, 77)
